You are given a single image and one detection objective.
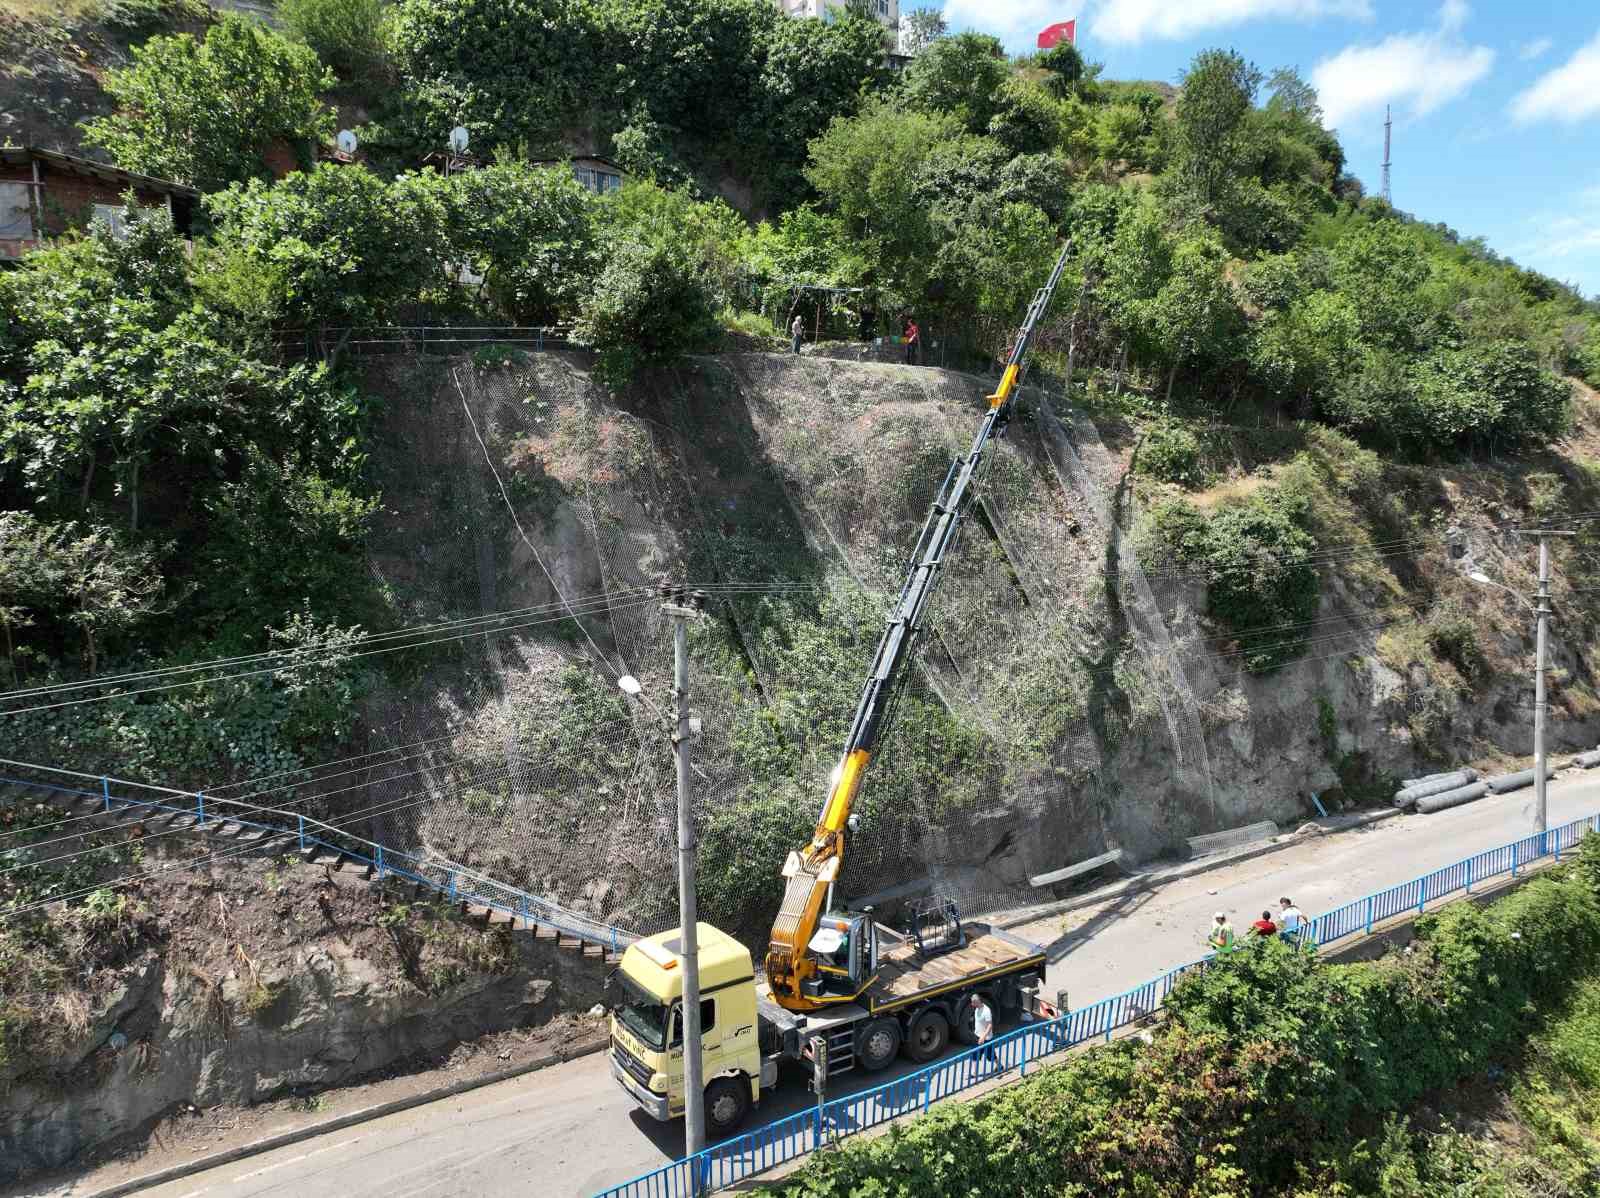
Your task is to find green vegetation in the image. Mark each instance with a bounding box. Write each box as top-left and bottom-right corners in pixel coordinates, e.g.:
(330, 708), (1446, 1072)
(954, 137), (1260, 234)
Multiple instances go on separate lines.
(764, 837), (1600, 1197)
(82, 13), (335, 190)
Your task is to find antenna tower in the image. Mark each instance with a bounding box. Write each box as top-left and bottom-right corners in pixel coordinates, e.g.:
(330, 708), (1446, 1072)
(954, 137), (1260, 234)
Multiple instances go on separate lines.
(1381, 105), (1392, 204)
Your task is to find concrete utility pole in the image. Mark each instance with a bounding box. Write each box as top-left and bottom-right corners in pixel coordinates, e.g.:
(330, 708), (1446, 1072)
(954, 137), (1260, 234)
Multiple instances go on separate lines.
(1532, 533), (1558, 838)
(1468, 530), (1575, 839)
(662, 585), (706, 1157)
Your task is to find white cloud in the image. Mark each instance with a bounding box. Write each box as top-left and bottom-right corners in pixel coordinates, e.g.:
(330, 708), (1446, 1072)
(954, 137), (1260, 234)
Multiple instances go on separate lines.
(1518, 36), (1553, 61)
(1511, 32), (1600, 125)
(1311, 4), (1494, 130)
(1088, 0), (1372, 45)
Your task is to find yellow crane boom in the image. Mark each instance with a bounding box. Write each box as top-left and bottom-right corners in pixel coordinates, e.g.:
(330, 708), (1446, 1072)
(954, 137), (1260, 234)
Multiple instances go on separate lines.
(765, 242), (1075, 1011)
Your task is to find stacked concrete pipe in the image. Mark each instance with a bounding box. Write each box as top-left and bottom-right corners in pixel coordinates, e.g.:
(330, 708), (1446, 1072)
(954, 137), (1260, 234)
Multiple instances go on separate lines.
(1484, 765), (1558, 794)
(1572, 748), (1600, 770)
(1394, 769), (1478, 809)
(1415, 782), (1490, 814)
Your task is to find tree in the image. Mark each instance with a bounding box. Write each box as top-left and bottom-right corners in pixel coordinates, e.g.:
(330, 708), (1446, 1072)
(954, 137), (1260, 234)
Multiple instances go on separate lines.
(82, 14), (335, 191)
(387, 0), (598, 155)
(752, 11), (885, 206)
(1150, 235), (1244, 400)
(439, 162), (597, 323)
(202, 164), (449, 329)
(806, 101), (962, 301)
(899, 6), (946, 56)
(1039, 40), (1100, 100)
(1171, 48), (1261, 218)
(900, 32), (1008, 135)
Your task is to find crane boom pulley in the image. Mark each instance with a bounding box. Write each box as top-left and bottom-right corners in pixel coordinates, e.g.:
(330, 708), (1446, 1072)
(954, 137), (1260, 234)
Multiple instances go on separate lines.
(765, 242), (1075, 1011)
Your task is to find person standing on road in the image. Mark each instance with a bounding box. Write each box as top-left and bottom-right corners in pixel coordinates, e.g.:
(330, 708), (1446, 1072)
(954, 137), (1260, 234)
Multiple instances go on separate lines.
(903, 318), (920, 365)
(790, 314), (804, 355)
(1208, 912), (1236, 954)
(1249, 910), (1279, 940)
(969, 993), (998, 1071)
(1278, 898), (1305, 944)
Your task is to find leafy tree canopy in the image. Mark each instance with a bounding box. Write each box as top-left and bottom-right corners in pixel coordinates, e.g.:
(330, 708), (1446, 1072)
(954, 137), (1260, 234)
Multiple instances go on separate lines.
(82, 14), (335, 191)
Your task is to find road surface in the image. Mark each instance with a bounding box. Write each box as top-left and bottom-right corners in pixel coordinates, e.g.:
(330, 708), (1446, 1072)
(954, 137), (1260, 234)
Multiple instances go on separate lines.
(44, 776), (1600, 1198)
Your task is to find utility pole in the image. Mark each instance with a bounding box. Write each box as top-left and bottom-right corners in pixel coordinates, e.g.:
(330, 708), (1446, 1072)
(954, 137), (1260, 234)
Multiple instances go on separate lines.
(1465, 529), (1575, 840)
(662, 584), (706, 1158)
(1532, 533), (1558, 840)
(1381, 105), (1392, 205)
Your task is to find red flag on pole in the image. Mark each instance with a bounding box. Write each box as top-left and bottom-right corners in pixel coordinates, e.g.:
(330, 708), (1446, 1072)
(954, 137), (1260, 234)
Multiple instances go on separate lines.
(1037, 19), (1076, 49)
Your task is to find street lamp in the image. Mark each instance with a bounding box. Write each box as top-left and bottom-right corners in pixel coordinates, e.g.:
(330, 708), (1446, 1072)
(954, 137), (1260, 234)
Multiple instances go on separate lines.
(1465, 532), (1574, 838)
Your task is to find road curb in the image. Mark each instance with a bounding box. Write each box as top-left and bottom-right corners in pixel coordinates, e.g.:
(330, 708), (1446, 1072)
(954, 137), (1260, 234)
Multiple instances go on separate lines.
(78, 1038), (610, 1198)
(994, 807), (1404, 932)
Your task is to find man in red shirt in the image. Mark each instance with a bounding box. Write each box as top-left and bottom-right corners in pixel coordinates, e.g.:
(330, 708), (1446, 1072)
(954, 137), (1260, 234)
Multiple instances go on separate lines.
(904, 318), (920, 365)
(1249, 910), (1279, 939)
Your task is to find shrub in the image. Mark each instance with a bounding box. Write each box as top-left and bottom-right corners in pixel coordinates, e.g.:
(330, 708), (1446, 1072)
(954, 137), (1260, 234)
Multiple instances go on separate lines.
(1137, 420), (1206, 487)
(766, 861), (1600, 1198)
(573, 241), (718, 387)
(277, 0), (387, 80)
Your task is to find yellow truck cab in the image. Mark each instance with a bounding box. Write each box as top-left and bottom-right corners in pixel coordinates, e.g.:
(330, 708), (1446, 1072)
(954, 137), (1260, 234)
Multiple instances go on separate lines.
(609, 922), (764, 1135)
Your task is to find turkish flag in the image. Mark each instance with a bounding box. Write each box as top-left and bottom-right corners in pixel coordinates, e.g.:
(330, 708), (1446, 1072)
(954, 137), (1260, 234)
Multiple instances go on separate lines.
(1037, 19), (1076, 49)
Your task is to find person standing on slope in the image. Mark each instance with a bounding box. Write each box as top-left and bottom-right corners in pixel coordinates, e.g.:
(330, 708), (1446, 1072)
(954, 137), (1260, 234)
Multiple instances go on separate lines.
(791, 313), (805, 355)
(903, 317), (920, 365)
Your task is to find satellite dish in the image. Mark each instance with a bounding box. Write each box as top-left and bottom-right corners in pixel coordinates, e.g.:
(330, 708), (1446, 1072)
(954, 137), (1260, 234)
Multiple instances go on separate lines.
(336, 129), (358, 154)
(449, 126), (470, 153)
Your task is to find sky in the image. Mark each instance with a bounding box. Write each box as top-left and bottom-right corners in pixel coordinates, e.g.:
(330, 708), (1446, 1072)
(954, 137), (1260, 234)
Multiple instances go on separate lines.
(935, 0), (1600, 300)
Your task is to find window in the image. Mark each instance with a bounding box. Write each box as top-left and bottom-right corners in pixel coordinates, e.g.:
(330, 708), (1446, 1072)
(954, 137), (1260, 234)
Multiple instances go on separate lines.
(0, 182), (33, 239)
(668, 998), (717, 1046)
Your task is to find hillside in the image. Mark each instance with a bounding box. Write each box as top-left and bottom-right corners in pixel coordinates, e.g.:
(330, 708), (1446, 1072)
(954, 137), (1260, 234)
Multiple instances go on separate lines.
(4, 1), (1600, 1183)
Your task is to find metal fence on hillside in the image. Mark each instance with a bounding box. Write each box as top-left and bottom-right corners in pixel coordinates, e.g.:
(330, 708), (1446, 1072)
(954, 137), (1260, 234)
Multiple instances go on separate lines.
(594, 810), (1600, 1198)
(0, 760), (636, 954)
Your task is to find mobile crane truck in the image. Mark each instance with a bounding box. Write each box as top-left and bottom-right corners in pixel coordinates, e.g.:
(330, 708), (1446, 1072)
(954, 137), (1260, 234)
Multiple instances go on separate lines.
(609, 242), (1075, 1138)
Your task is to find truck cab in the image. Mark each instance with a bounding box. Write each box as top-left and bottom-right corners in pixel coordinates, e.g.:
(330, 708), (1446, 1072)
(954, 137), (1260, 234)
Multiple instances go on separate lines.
(609, 922), (764, 1136)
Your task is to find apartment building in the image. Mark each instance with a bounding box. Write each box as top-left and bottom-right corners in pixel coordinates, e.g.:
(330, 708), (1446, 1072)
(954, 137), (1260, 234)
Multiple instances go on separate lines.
(775, 0), (900, 34)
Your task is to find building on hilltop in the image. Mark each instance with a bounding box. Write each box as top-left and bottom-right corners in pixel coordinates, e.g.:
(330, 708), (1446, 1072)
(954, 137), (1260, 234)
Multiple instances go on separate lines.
(0, 146), (198, 262)
(774, 0), (900, 34)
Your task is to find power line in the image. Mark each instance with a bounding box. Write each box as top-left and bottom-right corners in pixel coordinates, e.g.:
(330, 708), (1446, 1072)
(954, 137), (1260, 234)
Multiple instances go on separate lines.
(0, 597), (659, 717)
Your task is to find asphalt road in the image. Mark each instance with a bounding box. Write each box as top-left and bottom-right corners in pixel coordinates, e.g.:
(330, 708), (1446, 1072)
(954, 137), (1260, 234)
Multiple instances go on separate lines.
(49, 775), (1600, 1198)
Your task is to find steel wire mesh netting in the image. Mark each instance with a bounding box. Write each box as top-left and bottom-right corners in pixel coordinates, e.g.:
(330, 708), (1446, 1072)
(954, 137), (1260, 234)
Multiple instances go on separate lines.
(337, 348), (1218, 941)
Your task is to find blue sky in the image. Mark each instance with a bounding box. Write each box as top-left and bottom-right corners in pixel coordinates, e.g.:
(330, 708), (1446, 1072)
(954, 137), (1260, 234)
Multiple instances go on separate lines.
(937, 1), (1600, 299)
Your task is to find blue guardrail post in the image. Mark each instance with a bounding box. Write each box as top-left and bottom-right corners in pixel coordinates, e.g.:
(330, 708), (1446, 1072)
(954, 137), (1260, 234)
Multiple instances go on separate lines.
(101, 776), (111, 813)
(376, 844), (384, 879)
(196, 790), (205, 828)
(298, 815), (306, 851)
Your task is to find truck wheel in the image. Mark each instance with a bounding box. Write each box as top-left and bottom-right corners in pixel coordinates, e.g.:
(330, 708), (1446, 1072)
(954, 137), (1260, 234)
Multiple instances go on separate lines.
(904, 1007), (949, 1062)
(954, 992), (993, 1045)
(856, 1017), (901, 1071)
(705, 1076), (750, 1138)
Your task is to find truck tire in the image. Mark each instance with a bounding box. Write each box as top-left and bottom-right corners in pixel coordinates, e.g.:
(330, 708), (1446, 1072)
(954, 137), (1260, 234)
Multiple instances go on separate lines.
(856, 1017), (901, 1071)
(904, 1007), (950, 1062)
(954, 992), (993, 1045)
(705, 1076), (751, 1137)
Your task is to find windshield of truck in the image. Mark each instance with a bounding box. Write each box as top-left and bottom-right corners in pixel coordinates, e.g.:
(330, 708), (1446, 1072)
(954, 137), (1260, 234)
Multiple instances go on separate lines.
(617, 974), (671, 1051)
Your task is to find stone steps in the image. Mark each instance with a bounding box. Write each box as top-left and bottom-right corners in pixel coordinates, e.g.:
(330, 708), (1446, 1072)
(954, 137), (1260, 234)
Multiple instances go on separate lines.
(1, 780), (624, 965)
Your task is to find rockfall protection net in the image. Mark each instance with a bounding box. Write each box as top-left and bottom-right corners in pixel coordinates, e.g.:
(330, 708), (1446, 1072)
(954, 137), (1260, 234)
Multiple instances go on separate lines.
(274, 347), (1220, 939)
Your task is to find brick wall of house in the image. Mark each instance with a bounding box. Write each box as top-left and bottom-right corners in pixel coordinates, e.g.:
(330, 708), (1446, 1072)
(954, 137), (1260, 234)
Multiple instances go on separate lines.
(0, 161), (173, 245)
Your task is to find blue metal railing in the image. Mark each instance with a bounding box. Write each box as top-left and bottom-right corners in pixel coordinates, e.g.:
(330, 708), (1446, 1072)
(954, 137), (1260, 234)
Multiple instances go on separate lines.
(0, 761), (636, 956)
(596, 809), (1600, 1198)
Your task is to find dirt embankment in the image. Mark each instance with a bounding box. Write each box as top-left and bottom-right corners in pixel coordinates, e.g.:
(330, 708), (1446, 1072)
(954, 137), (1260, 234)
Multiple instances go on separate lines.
(0, 828), (607, 1184)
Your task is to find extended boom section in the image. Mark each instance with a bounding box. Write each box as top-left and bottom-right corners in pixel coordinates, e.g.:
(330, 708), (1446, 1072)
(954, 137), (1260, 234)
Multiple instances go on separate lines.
(765, 243), (1074, 1011)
